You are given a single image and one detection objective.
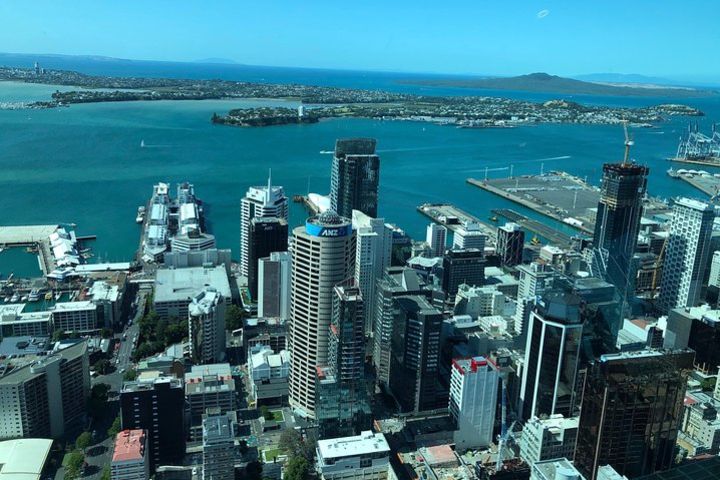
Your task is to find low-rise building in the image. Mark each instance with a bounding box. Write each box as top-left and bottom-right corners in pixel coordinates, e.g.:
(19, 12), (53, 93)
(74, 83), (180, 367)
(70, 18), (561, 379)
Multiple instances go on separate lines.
(248, 345), (289, 405)
(0, 304), (52, 337)
(316, 431), (391, 480)
(111, 429), (149, 480)
(0, 438), (53, 480)
(185, 364), (236, 442)
(531, 458), (586, 480)
(520, 414), (579, 465)
(154, 265), (231, 321)
(51, 301), (98, 333)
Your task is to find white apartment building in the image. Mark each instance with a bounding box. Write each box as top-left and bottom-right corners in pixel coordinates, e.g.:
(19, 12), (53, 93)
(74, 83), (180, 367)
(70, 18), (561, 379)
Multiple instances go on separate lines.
(426, 223), (447, 257)
(449, 356), (499, 450)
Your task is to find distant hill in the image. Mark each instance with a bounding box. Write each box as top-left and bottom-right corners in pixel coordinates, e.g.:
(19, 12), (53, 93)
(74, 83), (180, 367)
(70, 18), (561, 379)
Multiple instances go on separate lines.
(403, 72), (719, 98)
(193, 57), (238, 65)
(572, 72), (678, 86)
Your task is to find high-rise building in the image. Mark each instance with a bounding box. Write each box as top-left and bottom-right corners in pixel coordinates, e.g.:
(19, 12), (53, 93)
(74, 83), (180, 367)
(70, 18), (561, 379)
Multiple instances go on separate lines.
(708, 251), (720, 289)
(496, 222), (524, 267)
(520, 415), (579, 466)
(352, 210), (392, 335)
(188, 288), (226, 364)
(120, 375), (186, 472)
(289, 211), (356, 417)
(202, 413), (236, 480)
(575, 349), (694, 479)
(453, 222), (487, 251)
(389, 295), (444, 413)
(0, 341), (90, 440)
(240, 172), (288, 277)
(519, 292), (583, 420)
(442, 248), (485, 298)
(659, 197), (715, 313)
(316, 284), (371, 439)
(330, 138), (380, 218)
(426, 223), (447, 257)
(592, 162), (648, 300)
(449, 356), (499, 450)
(247, 216), (288, 299)
(258, 251), (291, 319)
(111, 430), (150, 480)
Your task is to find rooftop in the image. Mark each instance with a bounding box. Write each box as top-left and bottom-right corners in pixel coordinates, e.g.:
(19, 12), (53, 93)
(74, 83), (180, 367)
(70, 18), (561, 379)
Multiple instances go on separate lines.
(112, 430), (146, 463)
(155, 265), (231, 304)
(674, 197), (712, 212)
(0, 438), (53, 480)
(50, 300), (96, 312)
(532, 458), (586, 480)
(317, 431), (389, 460)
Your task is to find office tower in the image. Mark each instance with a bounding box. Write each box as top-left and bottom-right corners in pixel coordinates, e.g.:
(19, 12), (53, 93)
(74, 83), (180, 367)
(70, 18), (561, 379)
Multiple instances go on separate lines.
(258, 251), (291, 319)
(240, 172), (288, 277)
(0, 341), (90, 440)
(120, 375), (186, 472)
(664, 305), (720, 374)
(373, 267), (439, 387)
(352, 210), (392, 335)
(709, 251), (720, 289)
(659, 198), (715, 312)
(575, 349), (694, 479)
(185, 364), (237, 441)
(442, 248), (485, 298)
(449, 356), (499, 450)
(316, 432), (391, 480)
(247, 216), (288, 299)
(520, 415), (578, 465)
(202, 414), (236, 480)
(389, 295), (444, 413)
(592, 162), (648, 299)
(330, 138), (380, 218)
(316, 285), (371, 439)
(111, 430), (150, 480)
(289, 211), (356, 417)
(519, 292), (583, 420)
(426, 223), (447, 257)
(188, 288), (226, 364)
(496, 222), (524, 267)
(453, 222), (487, 251)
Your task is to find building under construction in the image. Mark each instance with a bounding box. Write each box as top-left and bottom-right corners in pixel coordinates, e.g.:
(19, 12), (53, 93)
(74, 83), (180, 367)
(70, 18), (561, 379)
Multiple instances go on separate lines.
(670, 123), (720, 166)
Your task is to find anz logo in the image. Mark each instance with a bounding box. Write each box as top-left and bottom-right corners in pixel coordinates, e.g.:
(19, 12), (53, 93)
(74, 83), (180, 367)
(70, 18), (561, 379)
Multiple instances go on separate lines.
(320, 228), (342, 237)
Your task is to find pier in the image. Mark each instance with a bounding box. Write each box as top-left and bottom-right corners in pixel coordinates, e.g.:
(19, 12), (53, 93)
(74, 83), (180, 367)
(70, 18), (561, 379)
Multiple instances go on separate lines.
(491, 209), (575, 247)
(0, 225), (59, 275)
(668, 170), (720, 197)
(416, 203), (497, 247)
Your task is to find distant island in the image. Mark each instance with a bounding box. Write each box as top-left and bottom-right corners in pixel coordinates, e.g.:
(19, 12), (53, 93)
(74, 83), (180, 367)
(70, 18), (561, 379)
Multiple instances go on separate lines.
(400, 72), (719, 98)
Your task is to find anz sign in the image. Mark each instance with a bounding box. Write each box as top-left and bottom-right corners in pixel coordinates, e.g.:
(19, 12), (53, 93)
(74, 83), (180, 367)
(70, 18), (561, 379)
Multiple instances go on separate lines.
(305, 222), (352, 238)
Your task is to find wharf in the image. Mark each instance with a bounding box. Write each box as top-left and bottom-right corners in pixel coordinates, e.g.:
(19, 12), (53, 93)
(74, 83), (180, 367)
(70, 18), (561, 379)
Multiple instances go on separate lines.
(668, 156), (720, 168)
(668, 171), (720, 197)
(467, 173), (597, 234)
(492, 209), (575, 247)
(416, 203), (497, 246)
(294, 195), (321, 215)
(0, 225), (59, 274)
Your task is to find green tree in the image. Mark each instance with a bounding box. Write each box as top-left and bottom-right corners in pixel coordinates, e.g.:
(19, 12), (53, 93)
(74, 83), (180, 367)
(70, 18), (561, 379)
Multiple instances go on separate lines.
(93, 359), (110, 375)
(100, 466), (111, 480)
(226, 304), (244, 331)
(279, 429), (314, 461)
(100, 328), (113, 339)
(284, 456), (309, 480)
(52, 329), (66, 342)
(75, 431), (92, 451)
(64, 450), (85, 480)
(123, 368), (138, 381)
(87, 383), (110, 419)
(107, 416), (122, 438)
(260, 405), (273, 421)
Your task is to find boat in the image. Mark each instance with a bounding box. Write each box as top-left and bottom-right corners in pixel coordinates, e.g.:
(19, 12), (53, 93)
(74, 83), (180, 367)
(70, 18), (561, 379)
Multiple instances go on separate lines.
(667, 168), (680, 179)
(54, 292), (61, 300)
(136, 206), (146, 224)
(44, 291), (53, 301)
(531, 236), (541, 246)
(20, 295), (28, 302)
(490, 216), (498, 222)
(10, 293), (19, 303)
(140, 139), (146, 148)
(28, 289), (40, 302)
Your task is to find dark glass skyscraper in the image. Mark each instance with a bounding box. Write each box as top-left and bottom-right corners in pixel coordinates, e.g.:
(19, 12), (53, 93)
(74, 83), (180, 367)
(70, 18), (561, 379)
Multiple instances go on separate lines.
(330, 138), (380, 218)
(592, 163), (648, 301)
(575, 349), (694, 479)
(442, 248), (485, 298)
(247, 217), (288, 299)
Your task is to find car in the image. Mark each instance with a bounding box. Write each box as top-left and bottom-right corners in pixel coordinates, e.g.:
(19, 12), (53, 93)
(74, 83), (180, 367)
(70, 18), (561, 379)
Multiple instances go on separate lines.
(119, 368), (125, 374)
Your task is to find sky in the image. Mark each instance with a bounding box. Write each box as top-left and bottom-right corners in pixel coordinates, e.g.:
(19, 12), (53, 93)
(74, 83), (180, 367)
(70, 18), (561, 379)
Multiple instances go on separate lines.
(0, 0), (718, 81)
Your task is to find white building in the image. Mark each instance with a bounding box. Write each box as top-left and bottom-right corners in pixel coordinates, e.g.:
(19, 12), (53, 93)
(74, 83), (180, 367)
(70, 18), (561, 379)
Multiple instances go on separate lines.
(709, 251), (720, 289)
(449, 356), (499, 450)
(316, 431), (391, 480)
(88, 280), (122, 328)
(659, 198), (715, 313)
(453, 284), (504, 318)
(0, 438), (53, 480)
(51, 301), (98, 333)
(531, 458), (586, 480)
(188, 289), (226, 364)
(248, 345), (290, 404)
(111, 429), (149, 480)
(352, 210), (392, 335)
(240, 173), (288, 277)
(258, 251), (291, 319)
(426, 223), (447, 257)
(520, 414), (579, 465)
(154, 265), (231, 321)
(202, 414), (236, 480)
(453, 222), (486, 251)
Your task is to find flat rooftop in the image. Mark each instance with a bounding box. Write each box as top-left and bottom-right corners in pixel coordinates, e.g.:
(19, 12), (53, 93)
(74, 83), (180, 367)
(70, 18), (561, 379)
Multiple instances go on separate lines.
(112, 429), (146, 463)
(317, 431), (389, 460)
(0, 438), (53, 480)
(155, 265), (231, 303)
(0, 225), (58, 245)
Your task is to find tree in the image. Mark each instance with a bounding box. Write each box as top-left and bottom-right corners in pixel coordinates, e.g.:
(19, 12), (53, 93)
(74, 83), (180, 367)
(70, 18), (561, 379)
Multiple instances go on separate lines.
(279, 429), (314, 461)
(245, 461), (263, 480)
(283, 456), (309, 480)
(107, 416), (122, 438)
(226, 305), (244, 331)
(87, 383), (110, 419)
(123, 368), (138, 381)
(100, 466), (111, 480)
(52, 329), (66, 342)
(93, 359), (110, 375)
(64, 450), (85, 480)
(260, 405), (273, 421)
(100, 328), (113, 339)
(75, 431), (92, 451)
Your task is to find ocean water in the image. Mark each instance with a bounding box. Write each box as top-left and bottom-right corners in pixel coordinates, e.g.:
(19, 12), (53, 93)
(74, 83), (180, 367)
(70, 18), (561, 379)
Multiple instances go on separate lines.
(1, 56), (719, 275)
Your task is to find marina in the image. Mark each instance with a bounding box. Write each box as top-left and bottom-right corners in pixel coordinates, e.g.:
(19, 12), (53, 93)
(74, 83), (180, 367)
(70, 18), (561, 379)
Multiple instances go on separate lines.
(416, 203), (497, 246)
(491, 208), (575, 247)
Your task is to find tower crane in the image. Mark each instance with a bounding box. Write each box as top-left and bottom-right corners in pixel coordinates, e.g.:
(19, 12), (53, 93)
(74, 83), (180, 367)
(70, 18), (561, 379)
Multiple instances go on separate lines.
(623, 120), (634, 165)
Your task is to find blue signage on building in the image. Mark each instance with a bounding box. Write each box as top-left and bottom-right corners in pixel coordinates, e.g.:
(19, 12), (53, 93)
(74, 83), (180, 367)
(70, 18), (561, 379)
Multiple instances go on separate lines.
(305, 222), (352, 238)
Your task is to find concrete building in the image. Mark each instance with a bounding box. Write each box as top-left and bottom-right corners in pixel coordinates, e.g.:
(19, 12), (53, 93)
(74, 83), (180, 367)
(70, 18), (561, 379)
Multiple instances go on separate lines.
(659, 197), (715, 313)
(258, 251), (291, 320)
(247, 217), (288, 299)
(453, 222), (487, 251)
(520, 414), (579, 465)
(497, 222), (524, 267)
(248, 345), (289, 405)
(426, 223), (447, 257)
(0, 438), (53, 480)
(188, 289), (226, 364)
(111, 429), (150, 480)
(330, 138), (380, 219)
(185, 364), (236, 442)
(240, 173), (288, 277)
(449, 356), (499, 450)
(531, 458), (586, 480)
(0, 341), (89, 440)
(170, 231), (216, 253)
(442, 248), (485, 299)
(50, 301), (98, 333)
(202, 414), (236, 480)
(154, 265), (231, 321)
(664, 305), (720, 373)
(316, 431), (390, 480)
(289, 211), (356, 417)
(0, 304), (52, 337)
(352, 210), (392, 335)
(453, 284), (504, 318)
(709, 251), (720, 289)
(88, 280), (122, 328)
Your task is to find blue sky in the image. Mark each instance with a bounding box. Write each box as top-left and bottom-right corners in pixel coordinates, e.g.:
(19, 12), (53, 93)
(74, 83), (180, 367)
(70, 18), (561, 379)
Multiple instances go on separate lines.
(1, 0), (718, 80)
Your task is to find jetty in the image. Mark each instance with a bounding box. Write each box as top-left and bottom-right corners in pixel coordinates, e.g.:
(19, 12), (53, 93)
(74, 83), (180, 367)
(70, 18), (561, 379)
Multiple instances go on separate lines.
(492, 209), (575, 247)
(416, 203), (497, 247)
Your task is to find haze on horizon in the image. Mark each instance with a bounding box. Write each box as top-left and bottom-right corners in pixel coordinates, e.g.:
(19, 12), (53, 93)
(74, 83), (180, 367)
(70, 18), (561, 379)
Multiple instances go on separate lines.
(1, 0), (718, 83)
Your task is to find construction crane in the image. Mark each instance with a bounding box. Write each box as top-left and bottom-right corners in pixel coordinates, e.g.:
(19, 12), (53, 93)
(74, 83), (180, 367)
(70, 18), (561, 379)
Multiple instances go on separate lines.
(495, 377), (518, 470)
(623, 120), (634, 165)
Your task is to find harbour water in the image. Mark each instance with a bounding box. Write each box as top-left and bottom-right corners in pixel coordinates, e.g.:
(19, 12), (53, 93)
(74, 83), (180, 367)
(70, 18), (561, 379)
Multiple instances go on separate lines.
(1, 57), (719, 275)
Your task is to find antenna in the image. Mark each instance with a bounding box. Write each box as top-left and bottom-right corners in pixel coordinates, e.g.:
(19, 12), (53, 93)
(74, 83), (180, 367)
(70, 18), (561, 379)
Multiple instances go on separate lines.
(623, 121), (634, 165)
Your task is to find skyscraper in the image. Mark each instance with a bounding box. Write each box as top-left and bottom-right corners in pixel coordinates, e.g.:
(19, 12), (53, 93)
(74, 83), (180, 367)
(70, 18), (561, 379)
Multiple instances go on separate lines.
(519, 292), (583, 420)
(496, 222), (524, 267)
(658, 197), (715, 313)
(442, 248), (485, 299)
(258, 251), (291, 319)
(330, 138), (380, 218)
(352, 210), (392, 335)
(449, 356), (499, 450)
(240, 172), (288, 277)
(592, 162), (648, 300)
(247, 216), (288, 299)
(426, 223), (447, 257)
(575, 349), (694, 479)
(289, 211), (356, 417)
(316, 284), (371, 439)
